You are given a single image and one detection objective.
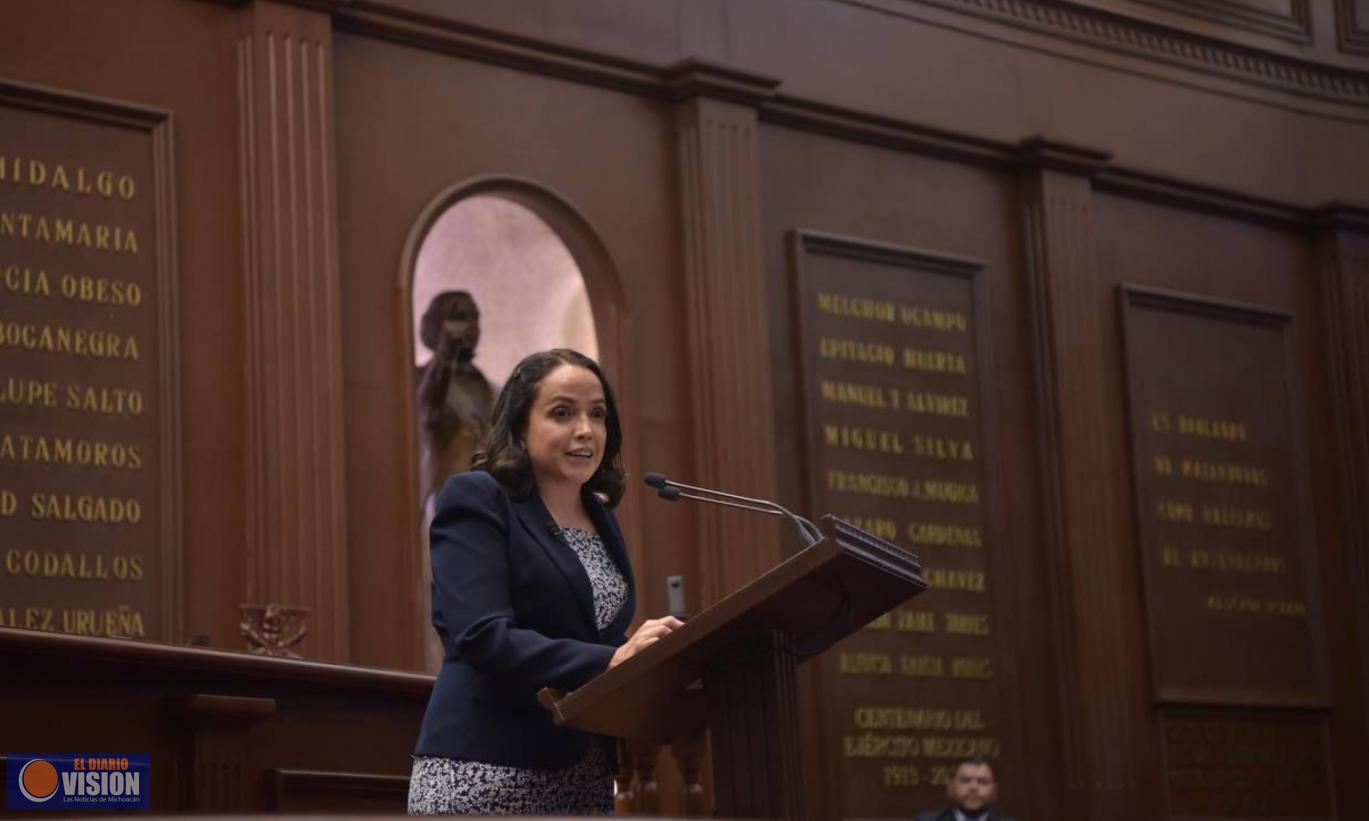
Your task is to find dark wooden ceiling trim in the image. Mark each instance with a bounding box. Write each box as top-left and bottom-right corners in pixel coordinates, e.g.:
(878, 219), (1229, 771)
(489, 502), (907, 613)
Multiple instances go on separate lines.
(858, 0), (1369, 104)
(265, 0), (1368, 228)
(1128, 0), (1312, 44)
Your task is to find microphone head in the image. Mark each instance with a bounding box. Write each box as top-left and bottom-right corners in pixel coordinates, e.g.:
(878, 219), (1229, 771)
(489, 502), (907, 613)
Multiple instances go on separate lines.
(657, 486), (682, 502)
(643, 472), (668, 489)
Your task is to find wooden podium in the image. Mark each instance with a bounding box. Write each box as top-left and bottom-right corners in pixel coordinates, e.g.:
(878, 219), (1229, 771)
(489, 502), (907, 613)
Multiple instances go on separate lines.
(539, 516), (926, 819)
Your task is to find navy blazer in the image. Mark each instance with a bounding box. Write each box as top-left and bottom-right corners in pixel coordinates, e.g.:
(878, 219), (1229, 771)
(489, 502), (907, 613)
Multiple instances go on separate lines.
(413, 470), (636, 768)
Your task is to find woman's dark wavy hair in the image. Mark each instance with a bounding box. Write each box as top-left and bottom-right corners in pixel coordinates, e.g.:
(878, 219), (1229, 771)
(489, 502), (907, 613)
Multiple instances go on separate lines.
(472, 349), (627, 508)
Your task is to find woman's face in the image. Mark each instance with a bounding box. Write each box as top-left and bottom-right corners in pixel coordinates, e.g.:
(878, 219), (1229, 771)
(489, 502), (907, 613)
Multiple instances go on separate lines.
(523, 364), (608, 493)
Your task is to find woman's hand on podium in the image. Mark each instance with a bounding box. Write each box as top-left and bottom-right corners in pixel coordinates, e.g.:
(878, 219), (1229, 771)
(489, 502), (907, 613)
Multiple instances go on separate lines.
(609, 616), (684, 668)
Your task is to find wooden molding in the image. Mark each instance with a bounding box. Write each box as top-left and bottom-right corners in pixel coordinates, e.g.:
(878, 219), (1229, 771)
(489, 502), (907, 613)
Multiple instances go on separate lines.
(0, 626), (433, 696)
(317, 1), (1369, 227)
(270, 769), (410, 812)
(1338, 0), (1369, 54)
(1020, 135), (1113, 177)
(665, 58), (780, 106)
(1129, 0), (1312, 43)
(321, 0), (1369, 110)
(878, 0), (1369, 104)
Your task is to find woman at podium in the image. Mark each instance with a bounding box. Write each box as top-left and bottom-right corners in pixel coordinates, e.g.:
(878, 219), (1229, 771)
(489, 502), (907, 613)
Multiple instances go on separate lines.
(408, 348), (682, 815)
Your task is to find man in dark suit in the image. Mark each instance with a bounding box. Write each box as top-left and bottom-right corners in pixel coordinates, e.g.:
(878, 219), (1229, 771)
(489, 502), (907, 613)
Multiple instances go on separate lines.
(915, 757), (1017, 821)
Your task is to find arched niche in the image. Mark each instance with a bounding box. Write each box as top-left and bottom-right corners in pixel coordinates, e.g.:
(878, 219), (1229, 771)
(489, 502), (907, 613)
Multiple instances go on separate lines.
(395, 177), (640, 668)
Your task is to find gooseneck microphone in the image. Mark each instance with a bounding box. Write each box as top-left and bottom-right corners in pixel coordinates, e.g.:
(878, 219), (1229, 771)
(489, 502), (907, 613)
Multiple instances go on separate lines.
(644, 472), (821, 548)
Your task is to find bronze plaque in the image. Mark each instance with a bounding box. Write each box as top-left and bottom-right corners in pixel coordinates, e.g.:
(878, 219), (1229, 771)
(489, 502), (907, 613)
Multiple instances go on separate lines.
(793, 231), (1010, 817)
(1120, 286), (1326, 706)
(0, 81), (180, 641)
(1161, 710), (1333, 819)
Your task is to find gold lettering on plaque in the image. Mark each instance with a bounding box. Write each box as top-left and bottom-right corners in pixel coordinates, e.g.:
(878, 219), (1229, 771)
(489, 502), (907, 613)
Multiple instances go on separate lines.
(0, 156), (137, 199)
(923, 568), (987, 592)
(0, 434), (142, 470)
(906, 522), (982, 548)
(1204, 596), (1307, 616)
(0, 378), (58, 408)
(0, 212), (140, 253)
(3, 550), (143, 582)
(1200, 505), (1272, 531)
(854, 707), (953, 730)
(826, 470), (979, 503)
(28, 493), (142, 525)
(817, 292), (897, 323)
(842, 734), (921, 758)
(920, 736), (1000, 758)
(65, 384), (145, 416)
(945, 612), (990, 635)
(899, 305), (968, 332)
(818, 337), (896, 365)
(0, 322), (140, 360)
(839, 652), (893, 674)
(1179, 458), (1268, 487)
(1158, 500), (1194, 522)
(2, 265), (51, 296)
(865, 612), (892, 630)
(882, 766), (921, 787)
(820, 379), (890, 408)
(895, 610), (936, 632)
(0, 489), (16, 516)
(1179, 547), (1287, 574)
(1264, 600), (1307, 616)
(902, 347), (967, 374)
(912, 435), (974, 461)
(845, 516), (897, 540)
(61, 605), (145, 638)
(904, 391), (970, 417)
(1176, 415), (1247, 442)
(824, 424), (904, 454)
(950, 657), (993, 679)
(899, 655), (944, 676)
(59, 273), (143, 307)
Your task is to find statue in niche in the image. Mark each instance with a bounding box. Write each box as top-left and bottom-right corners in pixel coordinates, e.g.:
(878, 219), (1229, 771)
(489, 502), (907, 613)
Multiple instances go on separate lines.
(417, 290), (496, 509)
(415, 290), (495, 671)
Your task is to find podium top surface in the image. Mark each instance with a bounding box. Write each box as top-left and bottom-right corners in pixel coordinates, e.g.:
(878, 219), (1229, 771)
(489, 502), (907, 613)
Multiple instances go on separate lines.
(541, 516), (925, 742)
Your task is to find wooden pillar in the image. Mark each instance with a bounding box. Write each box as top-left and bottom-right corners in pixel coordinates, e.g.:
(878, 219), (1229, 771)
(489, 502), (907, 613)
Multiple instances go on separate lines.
(236, 0), (350, 661)
(1020, 137), (1144, 819)
(1317, 206), (1369, 726)
(669, 60), (784, 606)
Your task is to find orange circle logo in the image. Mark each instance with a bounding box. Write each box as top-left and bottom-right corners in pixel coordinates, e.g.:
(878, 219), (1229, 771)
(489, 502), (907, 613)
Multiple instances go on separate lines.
(18, 759), (59, 802)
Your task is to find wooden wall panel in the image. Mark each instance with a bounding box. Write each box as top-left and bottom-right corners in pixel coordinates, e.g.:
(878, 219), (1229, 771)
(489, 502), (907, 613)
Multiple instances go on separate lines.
(1094, 193), (1365, 819)
(1, 3), (1368, 820)
(1117, 0), (1312, 42)
(760, 124), (1052, 821)
(0, 0), (248, 649)
(1337, 0), (1369, 53)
